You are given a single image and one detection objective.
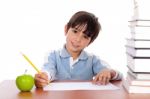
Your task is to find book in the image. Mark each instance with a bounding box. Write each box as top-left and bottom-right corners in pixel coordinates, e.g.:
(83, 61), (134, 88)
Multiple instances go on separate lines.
(127, 72), (150, 86)
(126, 53), (150, 72)
(122, 78), (150, 93)
(129, 25), (150, 34)
(127, 69), (150, 80)
(129, 32), (150, 40)
(129, 20), (150, 27)
(131, 0), (150, 20)
(126, 46), (150, 57)
(126, 38), (150, 48)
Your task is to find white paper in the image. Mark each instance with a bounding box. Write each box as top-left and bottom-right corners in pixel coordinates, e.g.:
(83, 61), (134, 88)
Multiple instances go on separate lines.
(43, 82), (119, 91)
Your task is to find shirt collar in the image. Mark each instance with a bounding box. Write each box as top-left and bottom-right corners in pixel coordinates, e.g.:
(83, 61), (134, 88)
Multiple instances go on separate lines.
(59, 45), (88, 60)
(60, 45), (71, 58)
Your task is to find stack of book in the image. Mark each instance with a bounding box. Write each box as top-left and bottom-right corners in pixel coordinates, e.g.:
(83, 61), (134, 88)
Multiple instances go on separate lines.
(123, 0), (150, 93)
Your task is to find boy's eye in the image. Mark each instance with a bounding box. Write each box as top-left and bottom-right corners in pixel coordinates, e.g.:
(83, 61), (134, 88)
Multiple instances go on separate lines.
(83, 35), (89, 39)
(72, 29), (78, 33)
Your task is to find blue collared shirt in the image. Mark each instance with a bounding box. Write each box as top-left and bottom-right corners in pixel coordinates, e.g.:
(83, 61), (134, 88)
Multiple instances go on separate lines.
(42, 45), (110, 81)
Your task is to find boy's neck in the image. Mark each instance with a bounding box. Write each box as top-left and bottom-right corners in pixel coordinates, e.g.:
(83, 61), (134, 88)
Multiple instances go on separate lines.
(71, 52), (81, 60)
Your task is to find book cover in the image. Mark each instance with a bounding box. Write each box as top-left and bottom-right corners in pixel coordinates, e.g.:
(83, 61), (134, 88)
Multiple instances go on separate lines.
(126, 38), (150, 48)
(126, 53), (150, 72)
(122, 78), (150, 93)
(127, 69), (150, 80)
(126, 46), (150, 57)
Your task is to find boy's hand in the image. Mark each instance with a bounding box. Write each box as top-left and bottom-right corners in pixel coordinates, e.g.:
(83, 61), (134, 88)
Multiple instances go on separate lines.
(92, 69), (114, 85)
(34, 72), (50, 88)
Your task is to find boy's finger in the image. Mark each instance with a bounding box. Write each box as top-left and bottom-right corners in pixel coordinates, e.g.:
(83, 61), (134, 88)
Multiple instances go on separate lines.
(41, 73), (48, 79)
(92, 75), (98, 84)
(36, 72), (48, 81)
(35, 81), (47, 87)
(106, 78), (110, 84)
(35, 74), (49, 83)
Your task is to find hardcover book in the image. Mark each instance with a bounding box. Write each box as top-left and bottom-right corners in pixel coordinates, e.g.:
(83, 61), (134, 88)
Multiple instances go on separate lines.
(126, 72), (150, 86)
(127, 69), (150, 80)
(126, 53), (150, 72)
(129, 25), (150, 34)
(126, 46), (150, 57)
(126, 38), (150, 48)
(131, 0), (150, 20)
(129, 20), (150, 27)
(123, 78), (150, 93)
(129, 32), (150, 40)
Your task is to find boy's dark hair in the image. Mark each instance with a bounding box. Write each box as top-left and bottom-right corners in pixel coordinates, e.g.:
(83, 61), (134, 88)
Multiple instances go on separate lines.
(66, 11), (101, 44)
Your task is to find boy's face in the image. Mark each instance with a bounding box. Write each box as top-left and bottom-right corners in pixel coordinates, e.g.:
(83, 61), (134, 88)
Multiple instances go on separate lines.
(65, 25), (91, 53)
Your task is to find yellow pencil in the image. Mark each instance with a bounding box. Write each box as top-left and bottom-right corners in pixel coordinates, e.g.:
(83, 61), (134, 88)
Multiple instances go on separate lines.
(21, 53), (40, 73)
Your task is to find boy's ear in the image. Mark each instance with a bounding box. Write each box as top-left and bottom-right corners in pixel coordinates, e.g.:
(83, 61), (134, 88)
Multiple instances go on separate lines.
(64, 25), (68, 35)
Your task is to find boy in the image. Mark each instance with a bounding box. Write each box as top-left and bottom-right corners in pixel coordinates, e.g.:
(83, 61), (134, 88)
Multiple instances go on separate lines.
(34, 11), (122, 88)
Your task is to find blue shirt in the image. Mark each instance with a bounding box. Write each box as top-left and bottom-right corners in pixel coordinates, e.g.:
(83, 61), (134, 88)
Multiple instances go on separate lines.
(42, 45), (109, 81)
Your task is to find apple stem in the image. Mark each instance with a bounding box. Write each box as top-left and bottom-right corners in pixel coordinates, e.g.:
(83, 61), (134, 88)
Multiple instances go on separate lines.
(24, 69), (27, 74)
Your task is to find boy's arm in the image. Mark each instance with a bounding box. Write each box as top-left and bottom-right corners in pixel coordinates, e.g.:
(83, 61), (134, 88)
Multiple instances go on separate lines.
(93, 68), (122, 85)
(92, 56), (122, 84)
(100, 59), (123, 80)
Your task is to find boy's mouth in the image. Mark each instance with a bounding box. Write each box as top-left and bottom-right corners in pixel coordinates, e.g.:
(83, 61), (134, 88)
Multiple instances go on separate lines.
(71, 42), (80, 48)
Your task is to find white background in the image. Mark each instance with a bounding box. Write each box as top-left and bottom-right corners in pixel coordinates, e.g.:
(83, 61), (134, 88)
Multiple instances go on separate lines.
(0, 0), (134, 82)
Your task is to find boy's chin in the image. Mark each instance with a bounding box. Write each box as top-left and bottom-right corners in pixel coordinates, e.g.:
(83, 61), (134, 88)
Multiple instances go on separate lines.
(71, 48), (82, 53)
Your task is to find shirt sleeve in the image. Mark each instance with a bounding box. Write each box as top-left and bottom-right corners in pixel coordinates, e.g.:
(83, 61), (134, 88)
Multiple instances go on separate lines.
(92, 55), (107, 75)
(41, 51), (57, 81)
(111, 70), (123, 80)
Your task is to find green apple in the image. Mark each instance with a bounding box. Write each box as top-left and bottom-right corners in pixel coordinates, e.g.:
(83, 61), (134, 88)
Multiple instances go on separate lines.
(16, 74), (34, 92)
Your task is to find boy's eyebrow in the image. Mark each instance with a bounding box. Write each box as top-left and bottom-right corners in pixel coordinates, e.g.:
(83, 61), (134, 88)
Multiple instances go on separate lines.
(72, 28), (79, 31)
(73, 27), (85, 33)
(73, 27), (81, 32)
(72, 27), (90, 38)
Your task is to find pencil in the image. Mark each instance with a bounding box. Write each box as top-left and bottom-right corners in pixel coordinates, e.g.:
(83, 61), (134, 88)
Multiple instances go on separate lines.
(21, 53), (40, 73)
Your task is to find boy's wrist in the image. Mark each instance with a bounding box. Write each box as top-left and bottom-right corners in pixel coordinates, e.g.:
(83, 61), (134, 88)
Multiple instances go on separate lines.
(110, 69), (117, 80)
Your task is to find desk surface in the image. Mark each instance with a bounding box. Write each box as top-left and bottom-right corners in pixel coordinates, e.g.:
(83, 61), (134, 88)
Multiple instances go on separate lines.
(0, 80), (150, 99)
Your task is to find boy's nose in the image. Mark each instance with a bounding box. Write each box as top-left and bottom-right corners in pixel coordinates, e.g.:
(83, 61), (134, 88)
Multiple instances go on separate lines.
(76, 36), (82, 42)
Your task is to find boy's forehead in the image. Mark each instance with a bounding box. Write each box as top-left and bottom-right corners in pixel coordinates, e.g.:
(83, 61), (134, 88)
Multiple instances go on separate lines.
(74, 24), (87, 31)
